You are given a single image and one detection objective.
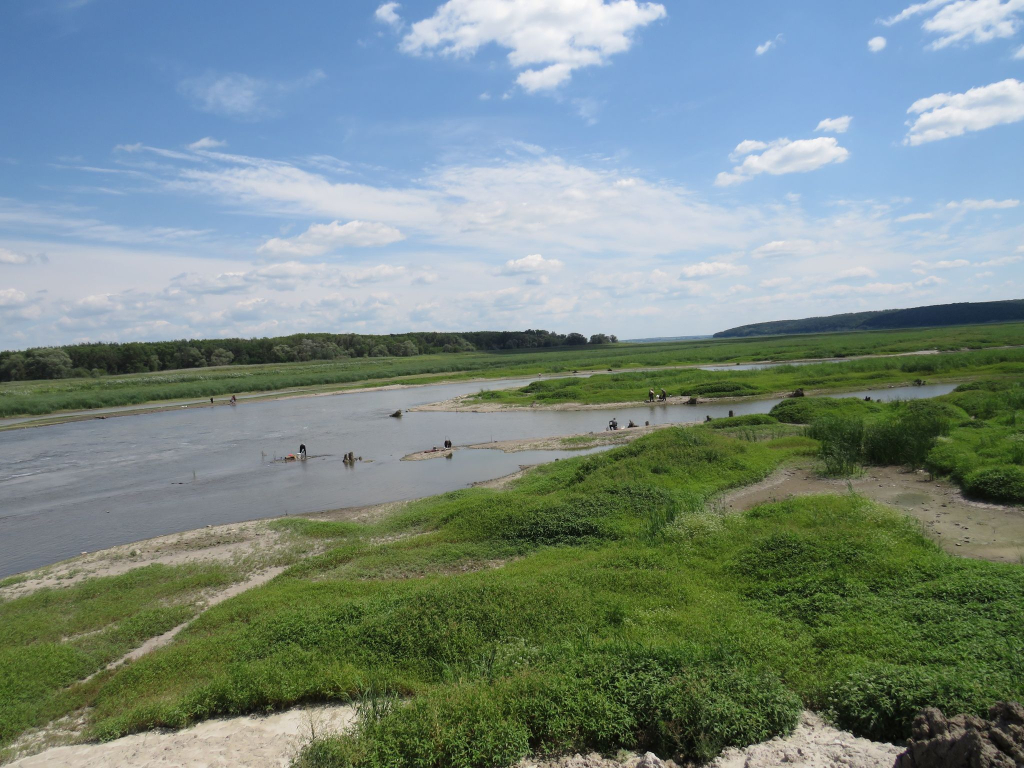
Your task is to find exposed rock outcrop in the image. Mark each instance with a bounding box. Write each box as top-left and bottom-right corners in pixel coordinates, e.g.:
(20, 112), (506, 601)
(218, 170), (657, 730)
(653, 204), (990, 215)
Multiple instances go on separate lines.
(895, 702), (1024, 768)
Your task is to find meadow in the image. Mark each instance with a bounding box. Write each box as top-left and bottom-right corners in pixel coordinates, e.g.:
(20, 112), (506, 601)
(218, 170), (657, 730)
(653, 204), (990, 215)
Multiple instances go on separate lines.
(3, 410), (1023, 766)
(2, 323), (1022, 420)
(471, 346), (1024, 407)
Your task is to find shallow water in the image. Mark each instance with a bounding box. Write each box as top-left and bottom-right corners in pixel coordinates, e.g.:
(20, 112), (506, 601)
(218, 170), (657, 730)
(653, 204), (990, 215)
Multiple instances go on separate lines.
(0, 379), (956, 578)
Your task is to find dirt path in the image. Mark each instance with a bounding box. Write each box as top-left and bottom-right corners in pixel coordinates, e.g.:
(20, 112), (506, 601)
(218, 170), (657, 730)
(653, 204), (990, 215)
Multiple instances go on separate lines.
(721, 464), (1024, 563)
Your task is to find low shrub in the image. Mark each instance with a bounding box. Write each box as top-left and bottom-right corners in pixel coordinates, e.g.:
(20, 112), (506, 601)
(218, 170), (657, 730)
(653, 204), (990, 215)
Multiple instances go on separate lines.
(963, 466), (1024, 503)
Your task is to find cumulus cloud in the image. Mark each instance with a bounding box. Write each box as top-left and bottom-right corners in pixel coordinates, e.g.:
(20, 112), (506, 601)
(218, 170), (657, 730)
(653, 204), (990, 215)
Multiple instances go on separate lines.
(375, 2), (402, 27)
(815, 116), (853, 134)
(868, 36), (888, 51)
(68, 293), (121, 317)
(399, 0), (667, 92)
(0, 288), (31, 308)
(756, 34), (783, 55)
(896, 212), (935, 222)
(751, 239), (830, 259)
(188, 137), (227, 151)
(916, 275), (947, 286)
(716, 137), (849, 186)
(0, 247), (30, 265)
(913, 258), (972, 269)
(980, 254), (1023, 266)
(500, 253), (564, 275)
(259, 220), (405, 257)
(178, 70), (326, 119)
(678, 261), (748, 278)
(1015, 43), (1024, 58)
(905, 79), (1024, 144)
(882, 0), (1024, 50)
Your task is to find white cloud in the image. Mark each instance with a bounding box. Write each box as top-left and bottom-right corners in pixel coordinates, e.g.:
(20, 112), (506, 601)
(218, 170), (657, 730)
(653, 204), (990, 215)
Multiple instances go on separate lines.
(836, 266), (879, 279)
(728, 140), (768, 162)
(69, 293), (121, 317)
(896, 212), (935, 222)
(980, 254), (1023, 265)
(178, 70), (326, 119)
(0, 288), (30, 308)
(946, 198), (1019, 210)
(1015, 43), (1024, 58)
(0, 247), (29, 265)
(188, 137), (227, 151)
(886, 0), (1024, 50)
(759, 276), (792, 288)
(500, 253), (564, 275)
(399, 0), (667, 92)
(916, 275), (947, 286)
(815, 116), (853, 134)
(716, 137), (849, 186)
(375, 2), (403, 28)
(913, 258), (972, 268)
(168, 271), (251, 296)
(755, 34), (783, 55)
(868, 36), (888, 51)
(679, 261), (748, 278)
(751, 239), (829, 259)
(258, 220), (405, 257)
(905, 79), (1024, 144)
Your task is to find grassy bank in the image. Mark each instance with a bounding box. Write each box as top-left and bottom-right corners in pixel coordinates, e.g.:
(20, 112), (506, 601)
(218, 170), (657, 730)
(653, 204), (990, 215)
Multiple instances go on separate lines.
(0, 563), (242, 755)
(4, 422), (1023, 766)
(2, 323), (1022, 419)
(772, 379), (1024, 503)
(470, 347), (1024, 407)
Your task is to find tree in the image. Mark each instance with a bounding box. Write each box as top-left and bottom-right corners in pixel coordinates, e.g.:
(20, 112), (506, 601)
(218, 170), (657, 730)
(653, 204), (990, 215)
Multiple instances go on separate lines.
(589, 334), (610, 345)
(398, 340), (419, 357)
(565, 333), (588, 346)
(26, 349), (73, 379)
(0, 353), (27, 382)
(210, 348), (234, 366)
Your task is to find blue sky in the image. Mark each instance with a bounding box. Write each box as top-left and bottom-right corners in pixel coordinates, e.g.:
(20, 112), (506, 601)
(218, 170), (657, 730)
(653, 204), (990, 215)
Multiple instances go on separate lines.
(1, 0), (1022, 348)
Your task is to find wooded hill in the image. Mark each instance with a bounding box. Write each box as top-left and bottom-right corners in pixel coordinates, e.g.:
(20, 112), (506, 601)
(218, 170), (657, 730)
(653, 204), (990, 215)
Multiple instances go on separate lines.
(714, 299), (1024, 338)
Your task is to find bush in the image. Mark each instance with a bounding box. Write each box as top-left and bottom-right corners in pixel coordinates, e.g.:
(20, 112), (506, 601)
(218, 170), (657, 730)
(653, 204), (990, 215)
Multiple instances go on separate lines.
(963, 466), (1024, 503)
(864, 408), (950, 469)
(809, 416), (864, 476)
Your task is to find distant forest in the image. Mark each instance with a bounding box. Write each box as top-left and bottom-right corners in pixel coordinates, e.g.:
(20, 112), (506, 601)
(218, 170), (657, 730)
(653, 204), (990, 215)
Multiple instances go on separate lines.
(0, 330), (618, 382)
(714, 299), (1024, 338)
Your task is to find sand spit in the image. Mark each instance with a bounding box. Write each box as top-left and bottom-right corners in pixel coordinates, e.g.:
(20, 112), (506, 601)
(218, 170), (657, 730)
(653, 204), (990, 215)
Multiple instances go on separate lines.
(401, 423), (674, 461)
(721, 464), (1024, 563)
(5, 705), (357, 768)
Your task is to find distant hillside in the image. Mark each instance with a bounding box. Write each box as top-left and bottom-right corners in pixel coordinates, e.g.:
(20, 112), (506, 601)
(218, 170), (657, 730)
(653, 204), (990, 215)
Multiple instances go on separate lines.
(622, 335), (712, 343)
(714, 299), (1024, 338)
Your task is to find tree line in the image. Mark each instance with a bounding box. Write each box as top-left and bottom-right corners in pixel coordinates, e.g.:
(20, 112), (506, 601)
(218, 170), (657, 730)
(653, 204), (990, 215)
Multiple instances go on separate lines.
(0, 330), (619, 382)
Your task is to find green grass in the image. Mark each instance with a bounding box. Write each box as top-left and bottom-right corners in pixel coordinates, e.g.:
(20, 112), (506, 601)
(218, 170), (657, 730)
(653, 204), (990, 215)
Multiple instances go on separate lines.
(772, 379), (1024, 502)
(0, 563), (242, 752)
(0, 425), (1016, 767)
(470, 346), (1024, 408)
(3, 323), (1023, 419)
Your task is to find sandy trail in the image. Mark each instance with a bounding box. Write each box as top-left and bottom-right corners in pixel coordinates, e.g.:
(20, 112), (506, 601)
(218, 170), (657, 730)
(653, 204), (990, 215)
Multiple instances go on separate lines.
(5, 705), (356, 768)
(721, 464), (1024, 563)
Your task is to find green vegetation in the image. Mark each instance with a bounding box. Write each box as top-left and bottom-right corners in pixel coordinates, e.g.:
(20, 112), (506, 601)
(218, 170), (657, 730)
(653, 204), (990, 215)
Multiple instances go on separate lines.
(5, 424), (1023, 766)
(715, 299), (1024, 338)
(473, 346), (1024, 408)
(2, 323), (1022, 420)
(772, 380), (1024, 502)
(0, 563), (241, 753)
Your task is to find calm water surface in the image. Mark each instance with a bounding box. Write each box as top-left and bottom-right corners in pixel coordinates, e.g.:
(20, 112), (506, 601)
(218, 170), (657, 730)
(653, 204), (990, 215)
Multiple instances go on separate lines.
(0, 378), (955, 577)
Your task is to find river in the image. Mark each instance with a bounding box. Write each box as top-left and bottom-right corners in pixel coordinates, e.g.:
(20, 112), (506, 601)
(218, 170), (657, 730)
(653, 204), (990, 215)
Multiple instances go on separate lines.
(0, 378), (956, 578)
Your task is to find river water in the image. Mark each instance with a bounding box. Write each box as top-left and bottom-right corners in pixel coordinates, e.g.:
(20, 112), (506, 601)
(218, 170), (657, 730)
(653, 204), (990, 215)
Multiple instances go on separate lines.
(0, 378), (956, 578)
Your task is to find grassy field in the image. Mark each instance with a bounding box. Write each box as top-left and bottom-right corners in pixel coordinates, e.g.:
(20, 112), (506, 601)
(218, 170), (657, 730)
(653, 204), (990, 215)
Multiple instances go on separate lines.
(471, 347), (1024, 407)
(3, 416), (1023, 766)
(2, 323), (1022, 419)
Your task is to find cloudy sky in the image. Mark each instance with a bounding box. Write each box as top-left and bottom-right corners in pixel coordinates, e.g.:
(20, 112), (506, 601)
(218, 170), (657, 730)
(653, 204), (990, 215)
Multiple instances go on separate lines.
(1, 0), (1023, 349)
